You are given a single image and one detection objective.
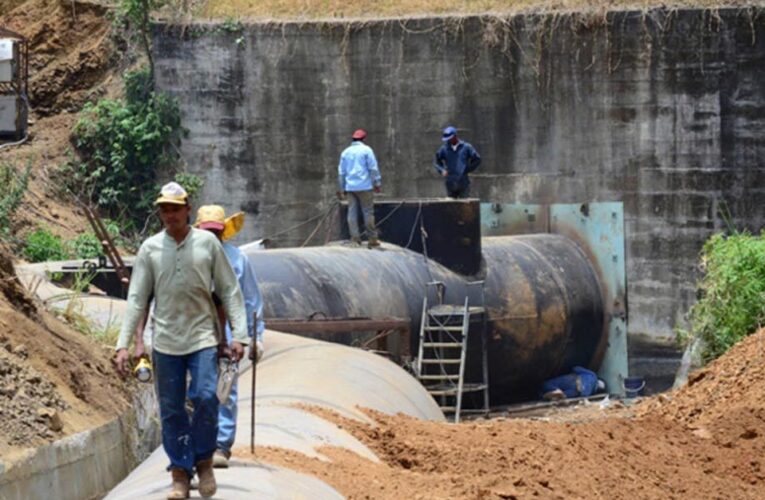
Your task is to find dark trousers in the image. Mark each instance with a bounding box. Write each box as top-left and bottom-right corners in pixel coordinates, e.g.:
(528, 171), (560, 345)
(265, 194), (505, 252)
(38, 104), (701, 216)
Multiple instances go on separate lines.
(347, 190), (377, 241)
(446, 182), (471, 199)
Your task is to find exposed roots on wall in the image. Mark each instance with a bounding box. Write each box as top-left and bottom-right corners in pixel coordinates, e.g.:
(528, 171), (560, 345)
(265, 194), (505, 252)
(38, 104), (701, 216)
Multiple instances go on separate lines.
(160, 6), (765, 111)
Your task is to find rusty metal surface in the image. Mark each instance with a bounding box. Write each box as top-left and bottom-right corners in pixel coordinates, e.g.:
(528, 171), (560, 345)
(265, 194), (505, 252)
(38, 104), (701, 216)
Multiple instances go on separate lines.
(244, 235), (604, 403)
(479, 202), (628, 397)
(267, 316), (411, 359)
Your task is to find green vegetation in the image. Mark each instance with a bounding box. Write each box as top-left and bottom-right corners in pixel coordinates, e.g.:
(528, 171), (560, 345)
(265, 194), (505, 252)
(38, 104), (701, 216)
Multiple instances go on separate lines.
(64, 65), (185, 229)
(23, 227), (70, 263)
(678, 231), (765, 362)
(0, 162), (30, 240)
(49, 270), (121, 346)
(22, 224), (125, 263)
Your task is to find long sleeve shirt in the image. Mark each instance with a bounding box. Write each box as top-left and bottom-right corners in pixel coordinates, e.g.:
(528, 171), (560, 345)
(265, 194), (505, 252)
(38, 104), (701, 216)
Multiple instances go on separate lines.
(222, 242), (265, 342)
(115, 227), (248, 355)
(433, 140), (481, 187)
(338, 140), (381, 192)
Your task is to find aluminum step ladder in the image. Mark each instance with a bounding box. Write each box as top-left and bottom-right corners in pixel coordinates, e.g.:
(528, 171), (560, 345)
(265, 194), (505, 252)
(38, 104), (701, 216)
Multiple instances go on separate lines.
(415, 281), (489, 423)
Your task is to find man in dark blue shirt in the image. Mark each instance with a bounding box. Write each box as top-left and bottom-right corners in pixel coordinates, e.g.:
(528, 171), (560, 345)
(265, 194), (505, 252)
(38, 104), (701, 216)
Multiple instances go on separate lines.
(433, 126), (481, 198)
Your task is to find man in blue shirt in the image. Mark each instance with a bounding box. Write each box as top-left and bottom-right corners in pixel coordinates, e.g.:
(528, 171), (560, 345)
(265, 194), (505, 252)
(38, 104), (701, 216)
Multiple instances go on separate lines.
(433, 126), (481, 199)
(194, 205), (265, 469)
(337, 128), (382, 248)
(540, 366), (605, 400)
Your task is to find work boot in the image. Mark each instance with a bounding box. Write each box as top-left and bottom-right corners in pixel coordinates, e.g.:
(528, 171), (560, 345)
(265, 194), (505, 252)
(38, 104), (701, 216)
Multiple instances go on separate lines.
(167, 468), (190, 499)
(350, 237), (362, 247)
(212, 449), (230, 468)
(367, 237), (381, 249)
(196, 459), (217, 498)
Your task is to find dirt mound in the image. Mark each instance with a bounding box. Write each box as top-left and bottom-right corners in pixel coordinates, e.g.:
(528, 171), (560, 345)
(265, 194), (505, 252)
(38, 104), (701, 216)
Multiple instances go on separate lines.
(641, 328), (765, 447)
(0, 246), (131, 457)
(0, 346), (68, 446)
(249, 408), (763, 499)
(2, 0), (115, 116)
(246, 331), (765, 499)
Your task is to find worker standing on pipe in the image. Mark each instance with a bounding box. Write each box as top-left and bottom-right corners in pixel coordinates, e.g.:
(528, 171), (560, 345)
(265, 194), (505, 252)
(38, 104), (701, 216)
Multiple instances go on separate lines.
(193, 205), (265, 469)
(114, 182), (248, 500)
(433, 126), (481, 199)
(337, 128), (382, 248)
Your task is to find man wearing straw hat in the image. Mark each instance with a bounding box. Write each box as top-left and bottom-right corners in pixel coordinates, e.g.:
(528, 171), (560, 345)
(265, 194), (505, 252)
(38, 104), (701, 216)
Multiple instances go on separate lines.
(114, 182), (248, 499)
(194, 204), (265, 469)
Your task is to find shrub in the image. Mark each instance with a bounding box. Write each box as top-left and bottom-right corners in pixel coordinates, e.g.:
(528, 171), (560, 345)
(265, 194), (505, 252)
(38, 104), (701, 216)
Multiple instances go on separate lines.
(23, 227), (69, 263)
(679, 232), (765, 362)
(68, 232), (103, 259)
(65, 65), (184, 228)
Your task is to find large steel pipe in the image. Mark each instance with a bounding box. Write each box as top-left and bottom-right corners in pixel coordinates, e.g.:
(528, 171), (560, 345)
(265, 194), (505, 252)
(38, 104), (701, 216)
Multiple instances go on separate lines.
(245, 235), (604, 402)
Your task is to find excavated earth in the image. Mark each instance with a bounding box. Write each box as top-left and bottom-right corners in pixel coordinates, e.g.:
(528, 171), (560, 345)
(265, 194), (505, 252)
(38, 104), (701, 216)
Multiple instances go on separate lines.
(0, 246), (132, 460)
(0, 0), (132, 461)
(1, 0), (120, 241)
(246, 330), (765, 499)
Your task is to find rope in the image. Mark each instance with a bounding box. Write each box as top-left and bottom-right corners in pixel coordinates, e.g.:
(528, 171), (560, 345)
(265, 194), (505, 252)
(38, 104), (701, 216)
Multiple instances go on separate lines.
(404, 202), (423, 249)
(300, 199), (339, 247)
(259, 198), (337, 241)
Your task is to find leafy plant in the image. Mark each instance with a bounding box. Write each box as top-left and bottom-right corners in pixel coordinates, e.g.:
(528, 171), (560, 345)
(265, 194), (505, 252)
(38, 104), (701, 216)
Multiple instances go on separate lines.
(172, 172), (204, 201)
(68, 232), (103, 259)
(23, 227), (70, 263)
(119, 0), (166, 85)
(678, 232), (765, 362)
(65, 65), (183, 227)
(0, 161), (30, 239)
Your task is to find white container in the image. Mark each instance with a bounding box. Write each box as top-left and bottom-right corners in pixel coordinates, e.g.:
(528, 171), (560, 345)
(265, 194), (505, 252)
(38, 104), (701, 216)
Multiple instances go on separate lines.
(0, 39), (16, 83)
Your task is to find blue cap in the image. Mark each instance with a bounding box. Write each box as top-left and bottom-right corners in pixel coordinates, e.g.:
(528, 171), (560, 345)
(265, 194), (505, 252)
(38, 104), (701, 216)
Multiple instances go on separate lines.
(442, 126), (457, 141)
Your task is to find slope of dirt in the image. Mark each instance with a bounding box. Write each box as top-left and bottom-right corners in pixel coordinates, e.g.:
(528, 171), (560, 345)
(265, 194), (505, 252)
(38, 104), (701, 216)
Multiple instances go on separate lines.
(243, 330), (765, 499)
(0, 246), (132, 459)
(0, 0), (119, 241)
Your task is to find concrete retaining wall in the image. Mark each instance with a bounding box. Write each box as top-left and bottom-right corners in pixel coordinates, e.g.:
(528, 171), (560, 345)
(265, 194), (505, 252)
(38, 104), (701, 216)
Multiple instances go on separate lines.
(153, 8), (765, 342)
(0, 387), (159, 500)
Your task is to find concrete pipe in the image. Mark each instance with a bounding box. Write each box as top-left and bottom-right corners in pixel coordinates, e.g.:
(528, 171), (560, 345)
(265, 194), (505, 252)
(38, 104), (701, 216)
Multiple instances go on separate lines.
(105, 331), (445, 499)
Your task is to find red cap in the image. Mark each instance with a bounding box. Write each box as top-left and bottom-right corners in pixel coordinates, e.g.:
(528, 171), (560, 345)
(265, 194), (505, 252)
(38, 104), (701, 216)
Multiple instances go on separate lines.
(352, 129), (367, 140)
(197, 221), (225, 232)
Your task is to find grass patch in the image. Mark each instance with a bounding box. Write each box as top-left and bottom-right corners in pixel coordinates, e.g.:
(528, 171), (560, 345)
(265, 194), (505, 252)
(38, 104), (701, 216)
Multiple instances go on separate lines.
(195, 0), (760, 20)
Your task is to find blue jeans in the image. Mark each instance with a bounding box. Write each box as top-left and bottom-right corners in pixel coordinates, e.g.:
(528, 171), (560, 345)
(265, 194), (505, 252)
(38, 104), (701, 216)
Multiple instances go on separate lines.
(347, 190), (377, 240)
(153, 347), (219, 477)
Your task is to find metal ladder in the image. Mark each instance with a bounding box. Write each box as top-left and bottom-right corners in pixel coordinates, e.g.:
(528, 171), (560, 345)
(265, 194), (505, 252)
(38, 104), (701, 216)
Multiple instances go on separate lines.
(415, 281), (489, 423)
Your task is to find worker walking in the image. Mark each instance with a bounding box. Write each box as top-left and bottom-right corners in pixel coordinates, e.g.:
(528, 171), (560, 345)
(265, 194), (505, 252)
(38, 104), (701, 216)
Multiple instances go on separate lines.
(433, 126), (481, 199)
(337, 128), (382, 248)
(114, 182), (249, 500)
(193, 205), (265, 469)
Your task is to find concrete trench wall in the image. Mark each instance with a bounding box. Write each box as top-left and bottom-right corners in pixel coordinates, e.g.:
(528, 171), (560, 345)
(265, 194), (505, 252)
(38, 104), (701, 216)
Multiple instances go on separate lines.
(153, 8), (765, 343)
(0, 386), (159, 500)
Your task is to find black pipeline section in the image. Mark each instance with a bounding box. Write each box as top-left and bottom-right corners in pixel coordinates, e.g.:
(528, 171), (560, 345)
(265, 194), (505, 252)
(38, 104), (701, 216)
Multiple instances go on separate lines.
(244, 234), (604, 403)
(334, 198), (482, 275)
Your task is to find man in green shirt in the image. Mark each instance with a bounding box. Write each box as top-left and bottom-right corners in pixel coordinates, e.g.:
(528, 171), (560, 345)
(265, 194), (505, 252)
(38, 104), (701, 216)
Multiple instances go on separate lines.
(115, 182), (248, 499)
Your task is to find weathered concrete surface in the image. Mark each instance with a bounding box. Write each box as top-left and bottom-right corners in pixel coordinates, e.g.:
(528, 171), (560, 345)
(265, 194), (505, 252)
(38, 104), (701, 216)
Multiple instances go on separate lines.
(153, 8), (765, 342)
(0, 387), (158, 500)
